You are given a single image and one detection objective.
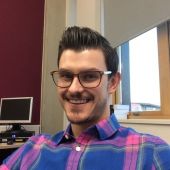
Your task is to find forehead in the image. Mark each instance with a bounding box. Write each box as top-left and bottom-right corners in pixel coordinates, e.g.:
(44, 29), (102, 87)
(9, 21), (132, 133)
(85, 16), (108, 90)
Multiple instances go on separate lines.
(59, 49), (107, 71)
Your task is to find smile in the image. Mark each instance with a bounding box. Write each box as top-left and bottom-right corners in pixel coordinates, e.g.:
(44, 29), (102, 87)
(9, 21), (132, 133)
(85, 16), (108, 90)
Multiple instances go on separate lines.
(67, 99), (90, 104)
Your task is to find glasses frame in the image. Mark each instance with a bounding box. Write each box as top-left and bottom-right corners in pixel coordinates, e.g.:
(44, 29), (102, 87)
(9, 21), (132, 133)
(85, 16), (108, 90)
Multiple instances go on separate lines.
(50, 70), (112, 88)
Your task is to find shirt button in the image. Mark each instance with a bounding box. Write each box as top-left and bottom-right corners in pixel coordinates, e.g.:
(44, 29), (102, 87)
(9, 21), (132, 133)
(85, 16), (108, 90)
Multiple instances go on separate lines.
(65, 134), (69, 139)
(76, 146), (81, 151)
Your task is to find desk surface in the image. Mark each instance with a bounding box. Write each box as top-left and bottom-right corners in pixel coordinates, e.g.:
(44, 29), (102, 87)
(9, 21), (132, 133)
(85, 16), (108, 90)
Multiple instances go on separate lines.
(0, 142), (24, 149)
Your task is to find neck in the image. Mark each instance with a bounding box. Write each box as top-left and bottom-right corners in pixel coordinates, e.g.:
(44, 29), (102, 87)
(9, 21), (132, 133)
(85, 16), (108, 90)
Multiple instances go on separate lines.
(71, 123), (92, 138)
(71, 115), (110, 138)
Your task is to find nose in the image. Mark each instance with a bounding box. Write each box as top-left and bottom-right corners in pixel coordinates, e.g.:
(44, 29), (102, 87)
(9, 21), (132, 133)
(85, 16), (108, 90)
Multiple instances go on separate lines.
(68, 77), (84, 93)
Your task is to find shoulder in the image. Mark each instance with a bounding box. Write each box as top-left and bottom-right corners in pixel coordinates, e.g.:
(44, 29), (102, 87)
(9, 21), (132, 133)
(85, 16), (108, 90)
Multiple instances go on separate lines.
(1, 134), (51, 168)
(119, 126), (168, 145)
(119, 126), (170, 168)
(28, 133), (52, 144)
(1, 132), (64, 168)
(18, 134), (54, 153)
(28, 130), (65, 145)
(27, 131), (64, 146)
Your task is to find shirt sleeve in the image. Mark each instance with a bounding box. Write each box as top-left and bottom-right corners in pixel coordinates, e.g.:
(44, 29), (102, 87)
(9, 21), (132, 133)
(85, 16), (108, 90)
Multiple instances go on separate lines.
(0, 142), (28, 169)
(0, 134), (50, 170)
(0, 164), (9, 170)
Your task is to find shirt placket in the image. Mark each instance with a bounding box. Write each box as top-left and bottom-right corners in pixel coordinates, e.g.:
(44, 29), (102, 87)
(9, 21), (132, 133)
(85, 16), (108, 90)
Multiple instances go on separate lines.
(66, 134), (91, 170)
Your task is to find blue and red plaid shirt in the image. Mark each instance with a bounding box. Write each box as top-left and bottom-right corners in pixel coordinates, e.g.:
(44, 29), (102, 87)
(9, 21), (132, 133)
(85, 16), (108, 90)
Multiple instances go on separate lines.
(1, 114), (170, 170)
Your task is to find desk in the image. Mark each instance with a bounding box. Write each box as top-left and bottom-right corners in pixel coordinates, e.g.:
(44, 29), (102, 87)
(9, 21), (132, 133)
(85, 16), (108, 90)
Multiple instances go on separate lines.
(0, 142), (24, 164)
(0, 142), (24, 149)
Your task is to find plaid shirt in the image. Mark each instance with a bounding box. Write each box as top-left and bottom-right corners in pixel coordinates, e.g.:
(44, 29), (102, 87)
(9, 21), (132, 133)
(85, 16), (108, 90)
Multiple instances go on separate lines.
(1, 114), (170, 170)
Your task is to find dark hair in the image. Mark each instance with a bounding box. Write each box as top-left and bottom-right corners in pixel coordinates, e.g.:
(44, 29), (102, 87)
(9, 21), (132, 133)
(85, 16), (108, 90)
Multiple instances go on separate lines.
(58, 26), (119, 76)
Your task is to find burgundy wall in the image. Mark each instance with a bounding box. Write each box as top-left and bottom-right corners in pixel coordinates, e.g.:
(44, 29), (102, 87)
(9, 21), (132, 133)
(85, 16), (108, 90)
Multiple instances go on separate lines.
(0, 1), (45, 124)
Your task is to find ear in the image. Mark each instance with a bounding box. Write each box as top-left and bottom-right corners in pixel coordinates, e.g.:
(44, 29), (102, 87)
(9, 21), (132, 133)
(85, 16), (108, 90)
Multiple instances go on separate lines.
(108, 72), (121, 94)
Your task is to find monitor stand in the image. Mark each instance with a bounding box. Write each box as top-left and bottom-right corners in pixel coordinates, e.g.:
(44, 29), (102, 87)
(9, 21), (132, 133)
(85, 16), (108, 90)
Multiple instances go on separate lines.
(5, 124), (26, 133)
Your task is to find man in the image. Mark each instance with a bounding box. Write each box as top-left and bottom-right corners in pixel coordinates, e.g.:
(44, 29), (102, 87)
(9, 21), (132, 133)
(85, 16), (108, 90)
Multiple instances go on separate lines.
(1, 26), (170, 170)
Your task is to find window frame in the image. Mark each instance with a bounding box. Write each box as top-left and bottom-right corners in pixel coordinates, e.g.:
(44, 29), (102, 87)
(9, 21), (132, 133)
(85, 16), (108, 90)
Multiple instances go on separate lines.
(114, 20), (170, 119)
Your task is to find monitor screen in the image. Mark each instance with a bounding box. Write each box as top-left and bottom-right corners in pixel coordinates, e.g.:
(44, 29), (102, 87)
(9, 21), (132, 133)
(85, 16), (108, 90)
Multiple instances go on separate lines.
(0, 97), (33, 124)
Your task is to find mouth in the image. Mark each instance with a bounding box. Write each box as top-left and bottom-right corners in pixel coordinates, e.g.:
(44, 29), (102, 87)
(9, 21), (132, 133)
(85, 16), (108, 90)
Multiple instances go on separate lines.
(68, 98), (91, 104)
(64, 95), (93, 105)
(63, 92), (94, 105)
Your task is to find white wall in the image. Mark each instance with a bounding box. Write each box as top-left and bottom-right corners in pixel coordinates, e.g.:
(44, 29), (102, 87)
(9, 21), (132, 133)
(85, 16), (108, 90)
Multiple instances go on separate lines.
(104, 0), (170, 47)
(41, 0), (66, 134)
(76, 0), (102, 31)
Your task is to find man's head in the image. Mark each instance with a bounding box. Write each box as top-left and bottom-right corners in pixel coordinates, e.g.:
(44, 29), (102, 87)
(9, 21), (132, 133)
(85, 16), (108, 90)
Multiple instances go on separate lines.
(53, 26), (120, 131)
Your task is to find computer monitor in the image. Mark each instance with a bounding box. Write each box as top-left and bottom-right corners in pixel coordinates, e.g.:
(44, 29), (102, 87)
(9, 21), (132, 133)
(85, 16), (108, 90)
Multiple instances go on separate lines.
(0, 97), (33, 131)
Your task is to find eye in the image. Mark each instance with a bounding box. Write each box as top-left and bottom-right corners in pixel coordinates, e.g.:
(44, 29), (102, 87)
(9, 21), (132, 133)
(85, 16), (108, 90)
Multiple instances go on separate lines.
(80, 72), (100, 82)
(58, 71), (73, 81)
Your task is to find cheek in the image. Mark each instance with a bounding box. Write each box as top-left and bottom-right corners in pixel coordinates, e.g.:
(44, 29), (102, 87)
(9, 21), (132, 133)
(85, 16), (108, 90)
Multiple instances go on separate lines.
(94, 86), (108, 101)
(98, 81), (109, 93)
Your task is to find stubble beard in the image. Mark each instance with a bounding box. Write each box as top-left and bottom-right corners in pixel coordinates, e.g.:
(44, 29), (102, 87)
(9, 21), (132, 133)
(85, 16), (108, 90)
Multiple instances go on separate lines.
(65, 97), (108, 126)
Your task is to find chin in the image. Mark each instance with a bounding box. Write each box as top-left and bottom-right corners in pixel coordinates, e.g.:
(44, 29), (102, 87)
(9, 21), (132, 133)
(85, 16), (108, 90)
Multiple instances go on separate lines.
(67, 117), (92, 125)
(65, 110), (91, 124)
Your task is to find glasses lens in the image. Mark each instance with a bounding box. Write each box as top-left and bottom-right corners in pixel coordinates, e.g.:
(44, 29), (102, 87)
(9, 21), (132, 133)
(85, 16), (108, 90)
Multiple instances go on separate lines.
(53, 71), (73, 87)
(79, 71), (101, 88)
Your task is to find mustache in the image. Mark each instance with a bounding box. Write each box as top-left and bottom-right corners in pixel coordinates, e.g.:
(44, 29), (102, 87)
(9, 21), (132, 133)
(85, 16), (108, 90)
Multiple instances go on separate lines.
(63, 92), (94, 100)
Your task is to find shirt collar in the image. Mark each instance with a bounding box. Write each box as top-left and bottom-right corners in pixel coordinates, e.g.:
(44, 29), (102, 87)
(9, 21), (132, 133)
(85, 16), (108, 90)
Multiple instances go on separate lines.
(52, 114), (120, 144)
(95, 114), (120, 140)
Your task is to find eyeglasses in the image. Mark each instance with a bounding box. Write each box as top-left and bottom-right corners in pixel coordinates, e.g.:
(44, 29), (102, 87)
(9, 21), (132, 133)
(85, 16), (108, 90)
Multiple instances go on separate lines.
(50, 70), (112, 88)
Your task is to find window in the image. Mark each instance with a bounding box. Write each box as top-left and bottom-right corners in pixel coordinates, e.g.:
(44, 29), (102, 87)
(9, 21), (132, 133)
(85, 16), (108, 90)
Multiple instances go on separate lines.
(116, 20), (170, 119)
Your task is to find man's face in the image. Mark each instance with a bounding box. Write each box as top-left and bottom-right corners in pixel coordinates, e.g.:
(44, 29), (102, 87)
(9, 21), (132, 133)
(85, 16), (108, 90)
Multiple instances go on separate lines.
(57, 49), (118, 126)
